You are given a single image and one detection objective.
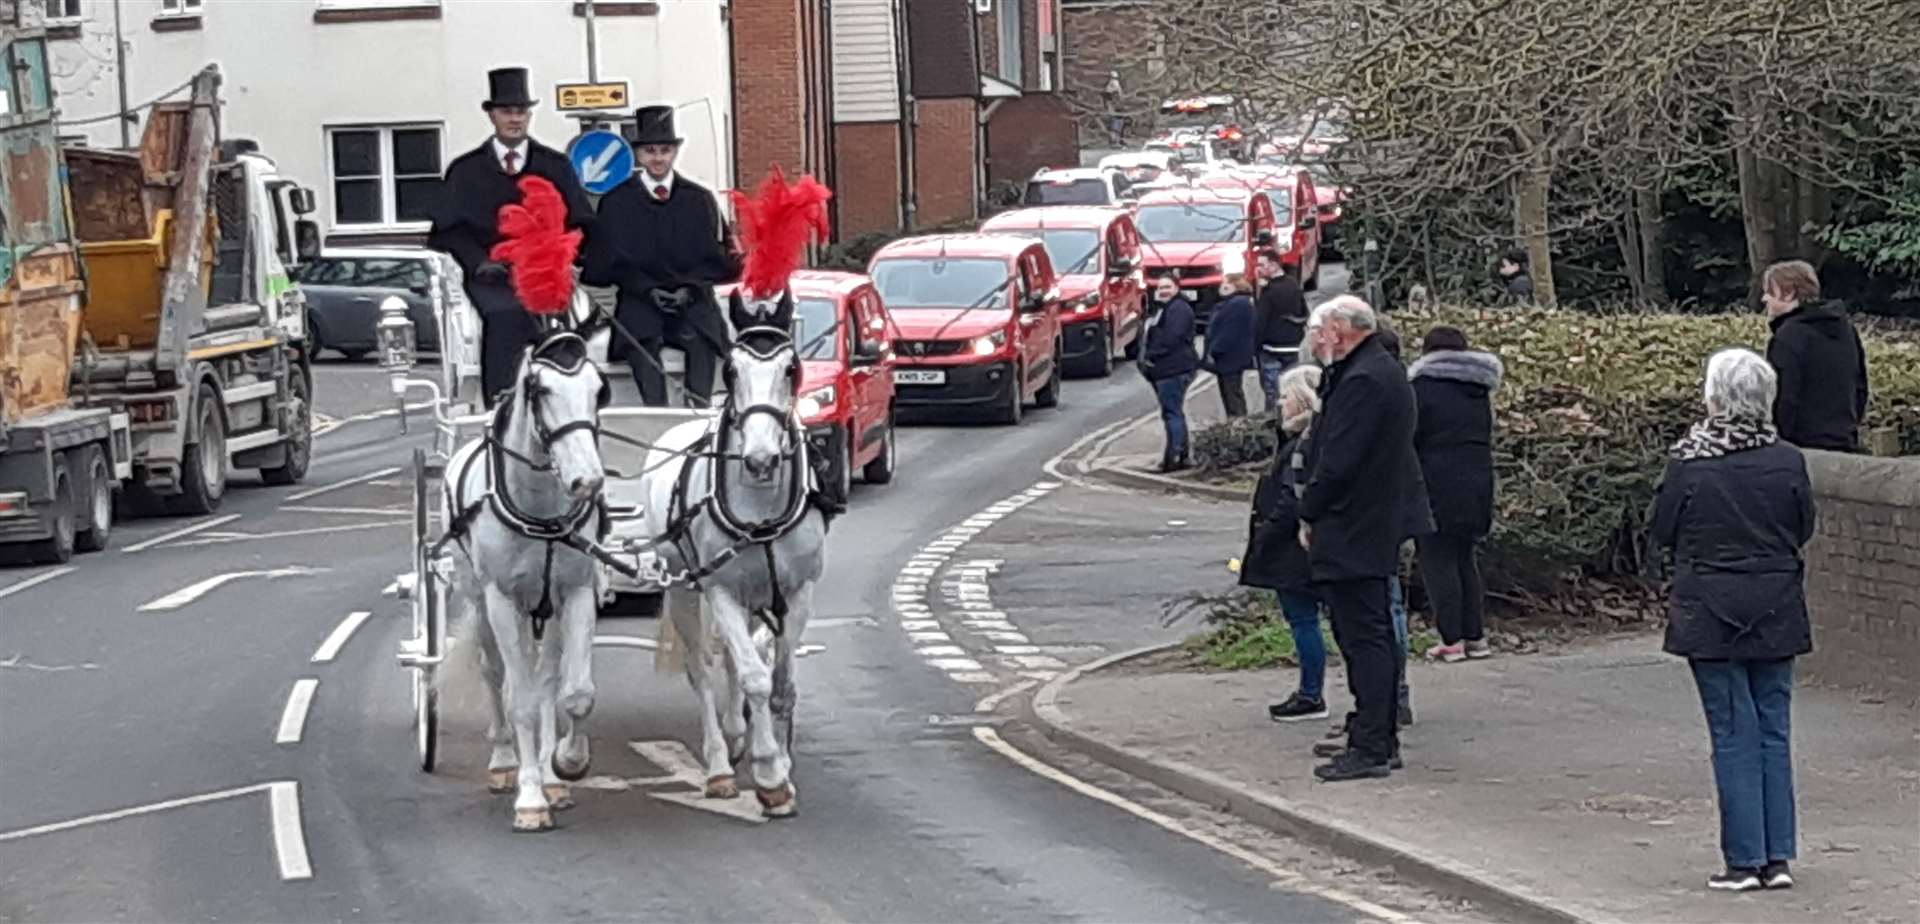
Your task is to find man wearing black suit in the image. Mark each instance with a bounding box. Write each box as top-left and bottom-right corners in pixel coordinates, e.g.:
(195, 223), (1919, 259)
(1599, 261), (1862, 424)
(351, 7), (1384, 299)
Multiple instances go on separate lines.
(581, 105), (741, 407)
(428, 66), (593, 406)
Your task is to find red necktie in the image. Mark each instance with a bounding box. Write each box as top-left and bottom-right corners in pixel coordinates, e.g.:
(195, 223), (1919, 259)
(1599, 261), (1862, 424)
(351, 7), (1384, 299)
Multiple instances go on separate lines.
(503, 150), (519, 174)
(653, 185), (669, 202)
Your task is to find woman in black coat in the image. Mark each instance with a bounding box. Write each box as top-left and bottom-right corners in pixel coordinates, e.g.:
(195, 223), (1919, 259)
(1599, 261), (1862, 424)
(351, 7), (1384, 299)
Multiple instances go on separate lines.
(1407, 327), (1503, 661)
(1649, 348), (1816, 894)
(1240, 364), (1330, 721)
(1139, 275), (1200, 472)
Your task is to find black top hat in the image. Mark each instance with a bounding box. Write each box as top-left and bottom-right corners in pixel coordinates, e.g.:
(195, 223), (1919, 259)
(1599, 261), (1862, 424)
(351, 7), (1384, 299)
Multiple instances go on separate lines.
(483, 67), (538, 110)
(626, 105), (683, 146)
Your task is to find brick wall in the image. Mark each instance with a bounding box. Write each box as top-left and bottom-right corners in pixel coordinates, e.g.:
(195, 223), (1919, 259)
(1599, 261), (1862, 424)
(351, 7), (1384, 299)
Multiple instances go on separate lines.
(834, 122), (903, 236)
(986, 93), (1077, 186)
(733, 0), (833, 195)
(1800, 451), (1920, 704)
(914, 98), (979, 227)
(1061, 0), (1160, 144)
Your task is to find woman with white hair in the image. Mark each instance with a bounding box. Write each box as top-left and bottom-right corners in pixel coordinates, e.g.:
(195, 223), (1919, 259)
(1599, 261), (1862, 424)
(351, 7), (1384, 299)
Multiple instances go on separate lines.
(1650, 347), (1816, 894)
(1241, 364), (1332, 721)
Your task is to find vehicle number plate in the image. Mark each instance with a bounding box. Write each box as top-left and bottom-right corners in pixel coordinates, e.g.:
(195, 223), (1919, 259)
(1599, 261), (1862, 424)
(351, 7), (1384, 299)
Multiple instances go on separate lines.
(1181, 288), (1199, 300)
(894, 369), (946, 386)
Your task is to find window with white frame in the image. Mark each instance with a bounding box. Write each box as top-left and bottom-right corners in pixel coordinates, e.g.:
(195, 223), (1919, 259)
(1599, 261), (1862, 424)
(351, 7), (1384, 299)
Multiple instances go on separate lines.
(326, 124), (442, 228)
(42, 0), (83, 20)
(159, 0), (204, 14)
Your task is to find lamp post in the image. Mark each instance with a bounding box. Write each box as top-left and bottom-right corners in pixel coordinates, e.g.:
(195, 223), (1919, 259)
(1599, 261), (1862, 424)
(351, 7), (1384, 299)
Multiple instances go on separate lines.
(1363, 237), (1383, 310)
(378, 296), (418, 433)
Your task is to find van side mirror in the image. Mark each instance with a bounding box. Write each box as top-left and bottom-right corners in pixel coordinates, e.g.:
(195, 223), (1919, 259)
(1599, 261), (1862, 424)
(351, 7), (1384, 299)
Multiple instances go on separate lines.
(1298, 213), (1318, 230)
(291, 187), (317, 216)
(294, 220), (322, 262)
(1107, 256), (1137, 277)
(1020, 291), (1048, 313)
(1253, 229), (1275, 247)
(852, 338), (883, 365)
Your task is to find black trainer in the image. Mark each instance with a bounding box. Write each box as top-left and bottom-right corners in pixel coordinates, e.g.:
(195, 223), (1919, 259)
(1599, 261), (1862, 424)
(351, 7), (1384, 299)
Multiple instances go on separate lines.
(1762, 861), (1793, 889)
(1312, 739), (1346, 758)
(1314, 751), (1392, 782)
(1268, 693), (1330, 722)
(1708, 868), (1763, 892)
(1310, 744), (1403, 770)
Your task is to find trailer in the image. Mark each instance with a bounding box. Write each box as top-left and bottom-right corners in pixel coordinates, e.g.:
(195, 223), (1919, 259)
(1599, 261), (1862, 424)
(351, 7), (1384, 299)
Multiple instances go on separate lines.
(2, 8), (321, 560)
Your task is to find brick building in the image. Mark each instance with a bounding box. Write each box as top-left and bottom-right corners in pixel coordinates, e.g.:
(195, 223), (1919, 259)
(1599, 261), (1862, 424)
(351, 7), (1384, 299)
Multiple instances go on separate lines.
(729, 0), (834, 198)
(1059, 0), (1163, 147)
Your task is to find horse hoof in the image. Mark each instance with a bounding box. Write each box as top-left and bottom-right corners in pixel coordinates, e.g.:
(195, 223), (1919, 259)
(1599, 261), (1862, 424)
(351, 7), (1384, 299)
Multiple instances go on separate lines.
(512, 808), (554, 832)
(552, 744), (591, 782)
(543, 783), (575, 811)
(487, 769), (517, 794)
(704, 775), (738, 799)
(756, 784), (797, 818)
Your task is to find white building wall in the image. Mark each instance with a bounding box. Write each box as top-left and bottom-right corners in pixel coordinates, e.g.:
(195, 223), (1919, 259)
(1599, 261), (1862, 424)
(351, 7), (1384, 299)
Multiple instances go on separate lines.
(47, 0), (734, 240)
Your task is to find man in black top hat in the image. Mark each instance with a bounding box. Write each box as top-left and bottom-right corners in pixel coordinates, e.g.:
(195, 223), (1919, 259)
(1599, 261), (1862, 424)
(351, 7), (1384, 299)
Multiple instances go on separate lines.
(581, 104), (740, 407)
(428, 66), (593, 406)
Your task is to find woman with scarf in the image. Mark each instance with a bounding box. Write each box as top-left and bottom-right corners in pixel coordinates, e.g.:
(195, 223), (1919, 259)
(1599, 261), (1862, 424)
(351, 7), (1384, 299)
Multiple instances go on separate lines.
(1241, 365), (1332, 721)
(1650, 348), (1816, 894)
(1409, 327), (1504, 661)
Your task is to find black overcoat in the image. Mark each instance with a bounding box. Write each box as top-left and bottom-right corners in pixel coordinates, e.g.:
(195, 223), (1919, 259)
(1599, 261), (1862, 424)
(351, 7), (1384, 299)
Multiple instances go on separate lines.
(1297, 335), (1421, 581)
(1240, 431), (1314, 592)
(427, 138), (593, 314)
(1409, 349), (1503, 538)
(580, 175), (740, 355)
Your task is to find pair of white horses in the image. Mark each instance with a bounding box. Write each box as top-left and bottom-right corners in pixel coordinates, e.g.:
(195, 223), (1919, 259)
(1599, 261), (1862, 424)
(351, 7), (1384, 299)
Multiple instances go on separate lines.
(442, 293), (825, 832)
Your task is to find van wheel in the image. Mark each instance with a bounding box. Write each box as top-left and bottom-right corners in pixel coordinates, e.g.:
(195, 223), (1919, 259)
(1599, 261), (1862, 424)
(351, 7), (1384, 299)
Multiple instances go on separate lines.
(75, 446), (114, 553)
(261, 367), (311, 486)
(862, 409), (897, 485)
(1123, 307), (1143, 360)
(1035, 344), (1063, 409)
(997, 366), (1024, 426)
(173, 383), (228, 515)
(29, 458), (77, 565)
(1092, 322), (1116, 377)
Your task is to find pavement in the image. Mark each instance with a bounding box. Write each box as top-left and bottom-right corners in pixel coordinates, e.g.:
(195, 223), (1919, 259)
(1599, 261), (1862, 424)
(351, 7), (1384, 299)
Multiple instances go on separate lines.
(1008, 354), (1920, 923)
(0, 274), (1515, 924)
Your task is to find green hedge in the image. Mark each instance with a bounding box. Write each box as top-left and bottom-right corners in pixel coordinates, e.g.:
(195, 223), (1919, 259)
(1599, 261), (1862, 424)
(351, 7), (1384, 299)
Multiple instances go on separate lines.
(1194, 307), (1920, 594)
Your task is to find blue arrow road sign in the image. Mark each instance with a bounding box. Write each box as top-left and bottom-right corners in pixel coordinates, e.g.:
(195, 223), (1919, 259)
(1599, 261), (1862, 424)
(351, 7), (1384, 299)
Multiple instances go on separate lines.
(567, 130), (634, 195)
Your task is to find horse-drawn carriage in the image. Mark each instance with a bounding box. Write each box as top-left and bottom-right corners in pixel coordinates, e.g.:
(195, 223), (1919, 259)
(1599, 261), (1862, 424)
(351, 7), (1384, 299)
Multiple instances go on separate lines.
(384, 170), (832, 831)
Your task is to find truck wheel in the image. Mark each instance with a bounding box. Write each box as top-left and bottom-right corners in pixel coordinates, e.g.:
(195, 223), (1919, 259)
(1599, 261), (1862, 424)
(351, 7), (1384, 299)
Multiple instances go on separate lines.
(175, 383), (228, 515)
(75, 446), (114, 553)
(261, 367), (312, 486)
(1035, 344), (1063, 409)
(29, 458), (77, 565)
(862, 409), (897, 485)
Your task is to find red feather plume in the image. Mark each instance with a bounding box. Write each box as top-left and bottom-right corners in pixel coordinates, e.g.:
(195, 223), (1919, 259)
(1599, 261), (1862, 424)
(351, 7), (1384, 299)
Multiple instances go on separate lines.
(489, 175), (582, 316)
(728, 166), (833, 300)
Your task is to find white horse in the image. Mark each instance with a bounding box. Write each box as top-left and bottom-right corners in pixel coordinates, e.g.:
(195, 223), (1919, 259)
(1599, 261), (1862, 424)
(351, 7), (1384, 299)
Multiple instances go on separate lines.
(444, 329), (611, 832)
(641, 292), (828, 817)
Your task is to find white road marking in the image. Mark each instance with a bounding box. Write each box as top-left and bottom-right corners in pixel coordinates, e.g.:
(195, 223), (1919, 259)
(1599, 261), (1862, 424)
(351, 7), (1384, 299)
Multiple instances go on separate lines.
(974, 679), (1038, 713)
(0, 780), (315, 881)
(594, 634), (659, 649)
(285, 465), (402, 502)
(796, 643), (827, 658)
(121, 514), (241, 553)
(0, 654), (100, 672)
(0, 566), (76, 601)
(171, 520), (403, 548)
(275, 679), (319, 744)
(808, 616), (876, 630)
(974, 728), (1413, 923)
(281, 505), (409, 517)
(268, 781), (313, 880)
(629, 739), (767, 824)
(926, 657), (983, 671)
(311, 611), (372, 663)
(137, 566), (326, 612)
(916, 645), (967, 657)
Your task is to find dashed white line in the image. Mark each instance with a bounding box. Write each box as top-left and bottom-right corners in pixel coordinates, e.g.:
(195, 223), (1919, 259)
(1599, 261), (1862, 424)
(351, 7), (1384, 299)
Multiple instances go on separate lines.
(973, 727), (1412, 923)
(275, 679), (319, 745)
(122, 514), (241, 553)
(280, 505), (409, 517)
(286, 465), (402, 502)
(268, 781), (313, 880)
(0, 566), (76, 601)
(138, 566), (326, 612)
(311, 611), (372, 663)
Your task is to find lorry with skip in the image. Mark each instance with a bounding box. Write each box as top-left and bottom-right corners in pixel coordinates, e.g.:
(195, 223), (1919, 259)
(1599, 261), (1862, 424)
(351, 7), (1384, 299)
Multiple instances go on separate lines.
(1, 20), (321, 562)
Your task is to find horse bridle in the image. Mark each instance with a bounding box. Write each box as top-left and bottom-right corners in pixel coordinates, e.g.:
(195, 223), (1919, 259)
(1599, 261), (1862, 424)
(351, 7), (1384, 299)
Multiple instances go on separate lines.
(500, 333), (611, 473)
(719, 325), (805, 460)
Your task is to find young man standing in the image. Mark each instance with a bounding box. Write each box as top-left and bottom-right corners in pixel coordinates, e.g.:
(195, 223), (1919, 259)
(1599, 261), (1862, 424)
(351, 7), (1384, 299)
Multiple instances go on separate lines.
(1252, 252), (1307, 411)
(429, 67), (594, 406)
(581, 105), (740, 407)
(1762, 260), (1870, 452)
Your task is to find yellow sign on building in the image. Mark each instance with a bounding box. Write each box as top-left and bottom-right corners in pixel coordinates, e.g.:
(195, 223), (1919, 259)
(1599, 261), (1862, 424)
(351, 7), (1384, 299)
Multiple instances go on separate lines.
(555, 82), (630, 112)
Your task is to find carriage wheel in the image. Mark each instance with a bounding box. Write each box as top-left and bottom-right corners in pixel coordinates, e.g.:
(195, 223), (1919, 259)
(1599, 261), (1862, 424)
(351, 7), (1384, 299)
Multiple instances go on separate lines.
(411, 448), (441, 773)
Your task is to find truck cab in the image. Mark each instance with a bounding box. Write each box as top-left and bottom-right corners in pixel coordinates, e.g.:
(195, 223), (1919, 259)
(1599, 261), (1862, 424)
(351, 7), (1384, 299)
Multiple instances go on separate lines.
(1133, 188), (1279, 331)
(867, 235), (1064, 426)
(979, 206), (1146, 378)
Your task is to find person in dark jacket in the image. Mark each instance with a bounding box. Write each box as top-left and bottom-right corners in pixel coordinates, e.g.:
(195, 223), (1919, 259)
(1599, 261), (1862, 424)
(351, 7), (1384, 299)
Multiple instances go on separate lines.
(428, 67), (594, 406)
(581, 106), (742, 407)
(1761, 260), (1870, 452)
(1241, 364), (1330, 721)
(1408, 327), (1504, 661)
(1496, 248), (1534, 306)
(1253, 253), (1308, 410)
(1204, 272), (1257, 418)
(1649, 347), (1815, 894)
(1139, 275), (1199, 472)
(1296, 296), (1420, 781)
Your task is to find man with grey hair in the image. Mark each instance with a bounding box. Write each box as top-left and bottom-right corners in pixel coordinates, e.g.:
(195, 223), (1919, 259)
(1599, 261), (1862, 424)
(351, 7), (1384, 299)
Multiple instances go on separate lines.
(1297, 295), (1424, 781)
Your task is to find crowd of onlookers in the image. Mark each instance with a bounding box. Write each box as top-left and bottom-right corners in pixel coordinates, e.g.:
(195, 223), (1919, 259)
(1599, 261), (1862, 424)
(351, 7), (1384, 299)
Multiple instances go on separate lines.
(1139, 254), (1874, 893)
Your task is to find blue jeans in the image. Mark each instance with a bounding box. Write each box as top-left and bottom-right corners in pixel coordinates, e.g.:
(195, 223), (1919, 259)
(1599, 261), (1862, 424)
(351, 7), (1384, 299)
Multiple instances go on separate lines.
(1152, 373), (1193, 463)
(1391, 574), (1410, 710)
(1257, 354), (1294, 412)
(1279, 591), (1327, 700)
(1690, 658), (1797, 868)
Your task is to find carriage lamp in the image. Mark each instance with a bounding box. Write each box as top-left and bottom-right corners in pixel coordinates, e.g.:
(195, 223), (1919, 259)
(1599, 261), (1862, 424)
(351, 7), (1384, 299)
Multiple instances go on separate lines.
(379, 296), (418, 378)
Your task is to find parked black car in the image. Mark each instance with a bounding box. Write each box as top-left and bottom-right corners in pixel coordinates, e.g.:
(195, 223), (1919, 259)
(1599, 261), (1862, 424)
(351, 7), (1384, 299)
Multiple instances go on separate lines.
(296, 248), (462, 359)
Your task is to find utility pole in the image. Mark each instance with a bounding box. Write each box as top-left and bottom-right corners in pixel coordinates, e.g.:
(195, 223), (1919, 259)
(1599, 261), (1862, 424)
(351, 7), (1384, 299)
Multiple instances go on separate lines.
(583, 0), (599, 84)
(113, 0), (131, 149)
